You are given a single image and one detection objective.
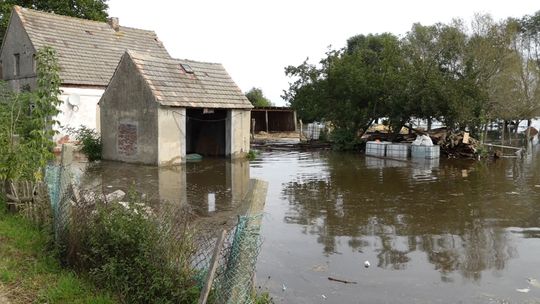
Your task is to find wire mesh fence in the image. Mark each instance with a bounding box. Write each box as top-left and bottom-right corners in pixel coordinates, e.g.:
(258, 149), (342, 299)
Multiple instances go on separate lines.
(191, 214), (264, 303)
(40, 145), (266, 304)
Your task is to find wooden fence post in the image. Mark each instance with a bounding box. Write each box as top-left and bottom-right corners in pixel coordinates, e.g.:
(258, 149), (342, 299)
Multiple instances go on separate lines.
(199, 229), (228, 304)
(61, 144), (74, 167)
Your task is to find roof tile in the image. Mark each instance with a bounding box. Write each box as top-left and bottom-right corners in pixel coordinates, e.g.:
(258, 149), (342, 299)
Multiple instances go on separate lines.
(126, 51), (252, 109)
(15, 6), (170, 86)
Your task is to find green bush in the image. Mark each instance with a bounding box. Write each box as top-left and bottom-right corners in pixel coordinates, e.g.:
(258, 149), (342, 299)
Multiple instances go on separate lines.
(0, 194), (5, 216)
(330, 128), (362, 151)
(254, 291), (273, 304)
(246, 150), (259, 161)
(67, 126), (102, 161)
(73, 194), (199, 303)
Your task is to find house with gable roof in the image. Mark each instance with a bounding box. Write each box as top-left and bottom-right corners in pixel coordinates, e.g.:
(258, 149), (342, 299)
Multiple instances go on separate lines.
(0, 6), (170, 141)
(100, 50), (253, 165)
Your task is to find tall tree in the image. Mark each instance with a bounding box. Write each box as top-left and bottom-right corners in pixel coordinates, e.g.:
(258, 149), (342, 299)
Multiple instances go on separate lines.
(285, 33), (407, 145)
(245, 87), (273, 107)
(0, 0), (109, 47)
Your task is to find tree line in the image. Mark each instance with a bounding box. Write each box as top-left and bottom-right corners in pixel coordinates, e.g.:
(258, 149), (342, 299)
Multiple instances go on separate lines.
(284, 12), (540, 144)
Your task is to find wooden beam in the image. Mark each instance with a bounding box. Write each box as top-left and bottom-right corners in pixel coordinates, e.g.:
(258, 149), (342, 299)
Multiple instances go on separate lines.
(199, 229), (227, 304)
(483, 143), (521, 150)
(265, 111), (269, 133)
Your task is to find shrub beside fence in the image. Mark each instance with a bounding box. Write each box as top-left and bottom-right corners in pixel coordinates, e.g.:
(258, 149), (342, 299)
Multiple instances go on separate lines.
(3, 144), (270, 304)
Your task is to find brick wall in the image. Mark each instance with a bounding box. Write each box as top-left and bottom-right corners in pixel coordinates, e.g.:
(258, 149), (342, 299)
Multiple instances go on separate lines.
(118, 123), (138, 156)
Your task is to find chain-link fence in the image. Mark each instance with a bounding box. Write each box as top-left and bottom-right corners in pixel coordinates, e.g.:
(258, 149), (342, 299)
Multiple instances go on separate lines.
(45, 162), (72, 245)
(41, 145), (266, 304)
(191, 214), (264, 303)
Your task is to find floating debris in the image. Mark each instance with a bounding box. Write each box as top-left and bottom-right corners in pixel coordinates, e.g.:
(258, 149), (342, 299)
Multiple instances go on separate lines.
(528, 278), (540, 288)
(506, 191), (519, 195)
(364, 261), (371, 268)
(516, 288), (530, 293)
(105, 189), (125, 201)
(328, 277), (357, 284)
(282, 283), (287, 292)
(321, 294), (327, 300)
(312, 264), (328, 272)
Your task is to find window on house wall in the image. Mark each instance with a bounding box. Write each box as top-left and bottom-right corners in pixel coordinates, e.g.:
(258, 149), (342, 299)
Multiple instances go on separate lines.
(32, 54), (37, 73)
(14, 53), (20, 77)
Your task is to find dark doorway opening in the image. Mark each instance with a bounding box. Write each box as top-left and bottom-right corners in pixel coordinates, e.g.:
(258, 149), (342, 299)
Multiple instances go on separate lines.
(251, 108), (296, 132)
(186, 108), (227, 156)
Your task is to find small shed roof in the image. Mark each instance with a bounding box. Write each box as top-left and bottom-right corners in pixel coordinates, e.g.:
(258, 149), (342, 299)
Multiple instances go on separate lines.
(125, 50), (253, 109)
(13, 6), (170, 86)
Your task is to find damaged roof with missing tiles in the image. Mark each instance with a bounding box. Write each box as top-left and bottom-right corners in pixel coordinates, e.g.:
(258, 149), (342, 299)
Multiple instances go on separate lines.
(14, 6), (170, 86)
(124, 50), (253, 109)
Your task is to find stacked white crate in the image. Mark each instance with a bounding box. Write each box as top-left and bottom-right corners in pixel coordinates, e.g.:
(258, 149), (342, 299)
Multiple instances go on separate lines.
(411, 145), (440, 159)
(366, 141), (390, 157)
(386, 143), (410, 158)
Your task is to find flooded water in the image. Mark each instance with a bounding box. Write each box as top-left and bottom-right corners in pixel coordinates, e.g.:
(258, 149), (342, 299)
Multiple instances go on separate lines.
(251, 150), (540, 304)
(78, 148), (540, 303)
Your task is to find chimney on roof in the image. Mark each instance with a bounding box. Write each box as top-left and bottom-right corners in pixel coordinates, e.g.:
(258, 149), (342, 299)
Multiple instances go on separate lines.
(107, 17), (120, 31)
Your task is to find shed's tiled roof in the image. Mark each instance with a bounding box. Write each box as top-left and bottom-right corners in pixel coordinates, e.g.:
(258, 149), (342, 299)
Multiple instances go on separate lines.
(15, 6), (170, 86)
(126, 51), (252, 109)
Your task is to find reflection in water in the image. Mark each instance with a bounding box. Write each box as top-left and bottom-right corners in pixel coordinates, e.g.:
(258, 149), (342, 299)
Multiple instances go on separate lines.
(75, 149), (540, 303)
(281, 153), (532, 278)
(78, 158), (250, 217)
(251, 149), (540, 303)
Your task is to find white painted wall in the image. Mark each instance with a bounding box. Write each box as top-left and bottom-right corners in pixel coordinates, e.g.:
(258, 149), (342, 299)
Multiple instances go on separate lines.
(228, 109), (251, 158)
(55, 86), (104, 142)
(157, 106), (186, 165)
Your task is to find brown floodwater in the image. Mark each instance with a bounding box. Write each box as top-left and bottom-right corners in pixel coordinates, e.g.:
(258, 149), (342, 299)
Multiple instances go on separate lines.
(251, 149), (540, 304)
(77, 148), (540, 303)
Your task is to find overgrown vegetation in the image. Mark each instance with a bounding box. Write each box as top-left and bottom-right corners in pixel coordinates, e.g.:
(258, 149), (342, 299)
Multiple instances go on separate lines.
(0, 197), (116, 304)
(0, 47), (61, 181)
(329, 128), (363, 151)
(285, 11), (540, 149)
(63, 194), (199, 303)
(246, 150), (259, 160)
(66, 126), (102, 161)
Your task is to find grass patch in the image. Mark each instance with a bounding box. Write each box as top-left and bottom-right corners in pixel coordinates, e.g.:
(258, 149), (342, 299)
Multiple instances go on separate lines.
(246, 150), (259, 160)
(0, 198), (115, 304)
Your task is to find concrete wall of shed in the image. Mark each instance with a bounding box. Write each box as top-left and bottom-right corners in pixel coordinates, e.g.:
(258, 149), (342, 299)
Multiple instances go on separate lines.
(158, 106), (186, 165)
(100, 56), (159, 164)
(0, 11), (37, 91)
(227, 109), (251, 158)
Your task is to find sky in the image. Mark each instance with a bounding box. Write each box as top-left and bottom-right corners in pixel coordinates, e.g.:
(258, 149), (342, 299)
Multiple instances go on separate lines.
(108, 0), (539, 106)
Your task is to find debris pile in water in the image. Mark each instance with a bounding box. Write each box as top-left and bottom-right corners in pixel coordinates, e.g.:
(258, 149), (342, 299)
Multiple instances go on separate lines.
(429, 128), (479, 159)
